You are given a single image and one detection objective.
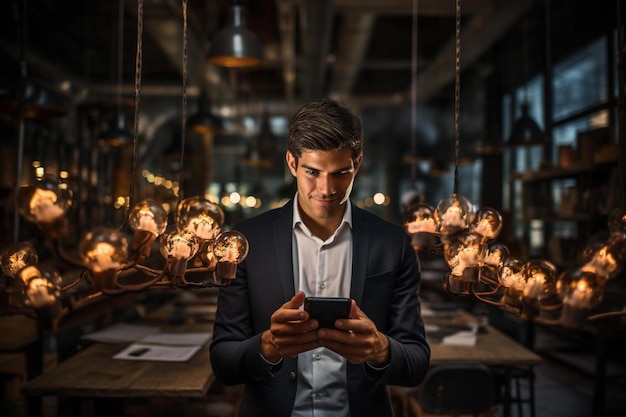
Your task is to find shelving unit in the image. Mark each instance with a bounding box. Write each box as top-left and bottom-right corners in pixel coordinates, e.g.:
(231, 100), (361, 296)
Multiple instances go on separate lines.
(515, 161), (619, 268)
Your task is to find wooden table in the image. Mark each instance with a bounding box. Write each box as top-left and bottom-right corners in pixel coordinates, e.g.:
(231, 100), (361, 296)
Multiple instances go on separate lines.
(21, 291), (217, 417)
(425, 309), (542, 366)
(391, 305), (542, 417)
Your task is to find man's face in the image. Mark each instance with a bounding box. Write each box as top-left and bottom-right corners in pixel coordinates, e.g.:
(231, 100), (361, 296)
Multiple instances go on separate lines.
(286, 149), (361, 223)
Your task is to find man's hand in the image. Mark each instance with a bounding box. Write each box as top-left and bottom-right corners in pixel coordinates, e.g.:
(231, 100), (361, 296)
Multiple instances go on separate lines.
(260, 291), (320, 362)
(317, 300), (390, 366)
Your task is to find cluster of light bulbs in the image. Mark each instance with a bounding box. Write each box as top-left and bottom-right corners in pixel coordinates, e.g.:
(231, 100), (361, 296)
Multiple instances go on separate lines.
(0, 175), (249, 330)
(403, 193), (626, 328)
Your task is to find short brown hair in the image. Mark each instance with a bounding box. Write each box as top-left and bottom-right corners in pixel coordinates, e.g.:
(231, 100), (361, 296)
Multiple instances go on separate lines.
(287, 99), (363, 163)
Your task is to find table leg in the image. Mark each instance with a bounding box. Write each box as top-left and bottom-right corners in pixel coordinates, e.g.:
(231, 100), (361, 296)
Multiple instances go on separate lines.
(25, 395), (42, 417)
(93, 398), (124, 417)
(592, 321), (607, 416)
(502, 367), (511, 417)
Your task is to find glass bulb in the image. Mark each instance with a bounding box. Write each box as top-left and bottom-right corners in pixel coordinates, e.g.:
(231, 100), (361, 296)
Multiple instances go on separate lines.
(444, 234), (485, 282)
(557, 268), (603, 310)
(435, 193), (473, 236)
(212, 230), (249, 263)
(469, 207), (503, 241)
(128, 199), (168, 236)
(480, 242), (509, 282)
(498, 256), (526, 292)
(176, 197), (225, 240)
(159, 229), (200, 260)
(404, 203), (437, 234)
(581, 232), (626, 283)
(17, 175), (72, 224)
(522, 259), (557, 300)
(403, 202), (439, 251)
(211, 230), (249, 280)
(608, 208), (626, 235)
(483, 242), (509, 270)
(0, 242), (39, 278)
(22, 267), (62, 309)
(79, 227), (128, 273)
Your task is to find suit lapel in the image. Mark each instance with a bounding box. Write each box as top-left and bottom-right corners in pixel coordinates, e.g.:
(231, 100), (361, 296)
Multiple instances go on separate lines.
(350, 206), (369, 305)
(274, 201), (296, 300)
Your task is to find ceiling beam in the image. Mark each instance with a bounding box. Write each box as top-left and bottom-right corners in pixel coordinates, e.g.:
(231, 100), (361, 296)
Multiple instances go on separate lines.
(299, 0), (335, 100)
(335, 0), (496, 15)
(415, 0), (528, 102)
(327, 11), (376, 100)
(124, 0), (234, 103)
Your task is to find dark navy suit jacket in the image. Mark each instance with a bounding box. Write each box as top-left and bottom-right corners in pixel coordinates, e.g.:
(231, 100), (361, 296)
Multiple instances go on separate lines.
(210, 200), (430, 417)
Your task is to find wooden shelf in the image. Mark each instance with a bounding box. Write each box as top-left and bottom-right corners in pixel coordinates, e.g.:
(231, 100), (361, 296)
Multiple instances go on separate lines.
(513, 161), (617, 183)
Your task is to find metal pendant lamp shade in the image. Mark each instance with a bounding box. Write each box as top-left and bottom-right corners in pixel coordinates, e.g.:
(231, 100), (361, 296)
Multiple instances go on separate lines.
(508, 102), (547, 146)
(187, 93), (223, 134)
(0, 79), (67, 120)
(98, 110), (132, 147)
(208, 4), (263, 68)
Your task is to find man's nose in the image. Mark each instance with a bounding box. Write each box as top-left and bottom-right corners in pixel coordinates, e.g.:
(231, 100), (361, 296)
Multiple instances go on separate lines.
(317, 173), (335, 195)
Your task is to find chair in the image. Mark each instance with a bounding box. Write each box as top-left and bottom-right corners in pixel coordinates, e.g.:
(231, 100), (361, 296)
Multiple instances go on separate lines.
(408, 364), (497, 417)
(493, 365), (536, 417)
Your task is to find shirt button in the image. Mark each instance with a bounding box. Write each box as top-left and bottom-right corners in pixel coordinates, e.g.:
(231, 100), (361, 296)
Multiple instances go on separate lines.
(314, 393), (321, 400)
(289, 372), (296, 381)
(319, 283), (326, 289)
(314, 353), (321, 361)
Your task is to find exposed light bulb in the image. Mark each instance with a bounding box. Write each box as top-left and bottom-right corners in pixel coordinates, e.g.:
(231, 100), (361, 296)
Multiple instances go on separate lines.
(403, 203), (439, 251)
(17, 175), (73, 238)
(435, 193), (473, 237)
(128, 199), (169, 260)
(159, 229), (200, 260)
(79, 227), (128, 292)
(176, 197), (225, 241)
(581, 233), (626, 283)
(498, 256), (526, 308)
(0, 243), (62, 317)
(480, 242), (510, 282)
(128, 199), (168, 236)
(0, 242), (39, 278)
(522, 259), (557, 301)
(469, 207), (503, 241)
(211, 230), (249, 280)
(557, 268), (603, 327)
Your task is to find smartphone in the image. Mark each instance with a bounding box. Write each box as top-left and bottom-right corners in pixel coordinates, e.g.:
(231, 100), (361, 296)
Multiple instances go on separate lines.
(304, 297), (351, 328)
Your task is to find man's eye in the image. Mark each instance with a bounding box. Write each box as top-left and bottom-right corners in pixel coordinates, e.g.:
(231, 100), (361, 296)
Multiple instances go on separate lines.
(305, 169), (319, 176)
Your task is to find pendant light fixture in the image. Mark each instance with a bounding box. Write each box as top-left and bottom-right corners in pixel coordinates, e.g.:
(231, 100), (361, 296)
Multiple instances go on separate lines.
(187, 90), (223, 134)
(241, 111), (275, 170)
(508, 0), (547, 147)
(207, 1), (263, 68)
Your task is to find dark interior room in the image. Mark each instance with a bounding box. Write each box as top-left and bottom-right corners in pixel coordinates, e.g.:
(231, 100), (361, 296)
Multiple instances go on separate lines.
(1, 0), (625, 416)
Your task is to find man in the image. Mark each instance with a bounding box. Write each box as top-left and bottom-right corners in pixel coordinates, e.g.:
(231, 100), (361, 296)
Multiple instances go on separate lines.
(210, 98), (430, 417)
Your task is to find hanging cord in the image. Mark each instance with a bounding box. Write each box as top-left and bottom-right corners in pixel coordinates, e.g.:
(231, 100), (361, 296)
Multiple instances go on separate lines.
(116, 0), (124, 114)
(522, 0), (530, 104)
(409, 0), (418, 187)
(120, 0), (143, 231)
(178, 0), (188, 206)
(453, 0), (461, 195)
(617, 0), (626, 208)
(12, 0), (27, 243)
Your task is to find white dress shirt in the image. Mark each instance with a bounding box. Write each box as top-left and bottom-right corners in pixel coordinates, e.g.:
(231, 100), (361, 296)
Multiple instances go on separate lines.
(291, 195), (353, 417)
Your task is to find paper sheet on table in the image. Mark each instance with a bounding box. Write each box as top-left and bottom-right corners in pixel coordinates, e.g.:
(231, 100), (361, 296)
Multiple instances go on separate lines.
(113, 342), (201, 362)
(138, 332), (212, 346)
(81, 323), (161, 344)
(442, 330), (477, 346)
(421, 307), (435, 316)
